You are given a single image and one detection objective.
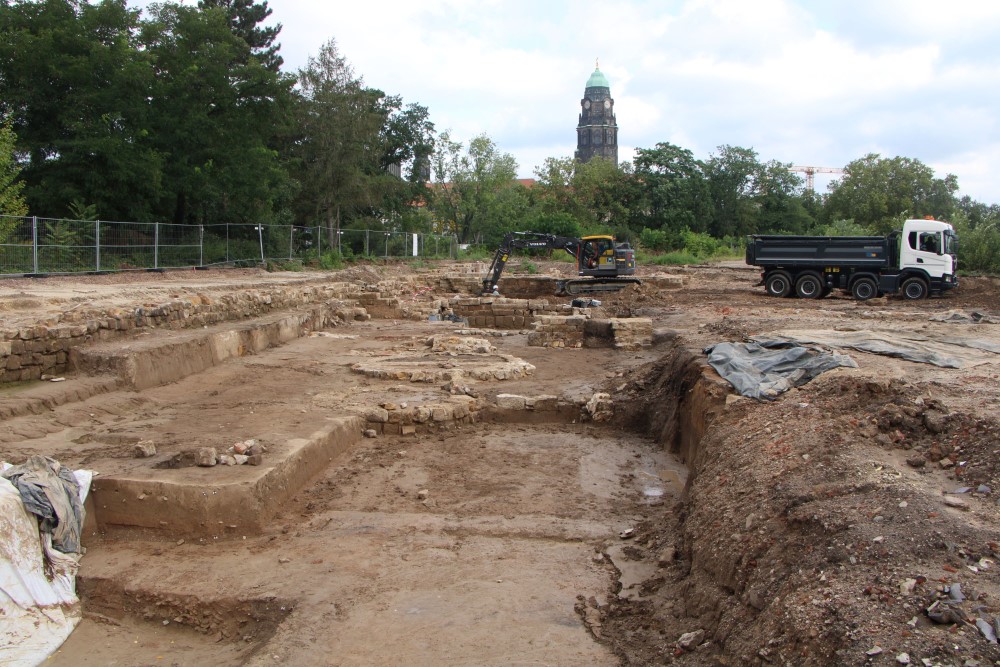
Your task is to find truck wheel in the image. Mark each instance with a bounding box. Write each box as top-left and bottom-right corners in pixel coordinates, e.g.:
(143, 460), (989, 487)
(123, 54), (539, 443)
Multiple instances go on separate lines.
(765, 271), (793, 297)
(901, 277), (928, 300)
(795, 272), (823, 299)
(851, 277), (878, 301)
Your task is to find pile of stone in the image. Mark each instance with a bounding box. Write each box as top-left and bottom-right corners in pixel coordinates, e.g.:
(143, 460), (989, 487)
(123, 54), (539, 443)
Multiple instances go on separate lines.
(189, 440), (265, 467)
(362, 396), (481, 435)
(450, 296), (561, 329)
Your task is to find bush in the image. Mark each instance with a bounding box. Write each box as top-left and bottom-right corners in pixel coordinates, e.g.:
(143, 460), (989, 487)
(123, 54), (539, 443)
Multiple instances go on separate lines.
(318, 250), (345, 270)
(639, 228), (672, 252)
(642, 250), (701, 266)
(680, 229), (721, 258)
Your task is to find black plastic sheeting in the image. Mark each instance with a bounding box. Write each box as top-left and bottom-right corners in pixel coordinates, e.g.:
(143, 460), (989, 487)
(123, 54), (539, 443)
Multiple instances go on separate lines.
(2, 455), (85, 554)
(759, 330), (1000, 369)
(705, 340), (858, 401)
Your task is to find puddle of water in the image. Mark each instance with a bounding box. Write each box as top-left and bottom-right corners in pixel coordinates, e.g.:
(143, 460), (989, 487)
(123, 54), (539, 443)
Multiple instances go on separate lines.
(659, 469), (685, 494)
(642, 486), (664, 498)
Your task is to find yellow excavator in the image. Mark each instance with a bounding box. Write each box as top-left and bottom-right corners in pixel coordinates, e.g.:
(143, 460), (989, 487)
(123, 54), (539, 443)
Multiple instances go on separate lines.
(482, 232), (640, 296)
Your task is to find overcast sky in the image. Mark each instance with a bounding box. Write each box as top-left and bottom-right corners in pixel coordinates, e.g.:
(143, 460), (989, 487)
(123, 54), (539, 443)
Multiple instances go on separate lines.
(133, 0), (1000, 204)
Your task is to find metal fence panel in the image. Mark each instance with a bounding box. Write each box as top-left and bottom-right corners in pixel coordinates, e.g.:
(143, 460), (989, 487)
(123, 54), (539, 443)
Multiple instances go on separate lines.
(1, 215), (456, 277)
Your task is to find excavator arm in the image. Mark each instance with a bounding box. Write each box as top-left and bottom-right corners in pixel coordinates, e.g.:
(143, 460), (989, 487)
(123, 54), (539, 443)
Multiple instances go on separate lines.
(481, 232), (582, 294)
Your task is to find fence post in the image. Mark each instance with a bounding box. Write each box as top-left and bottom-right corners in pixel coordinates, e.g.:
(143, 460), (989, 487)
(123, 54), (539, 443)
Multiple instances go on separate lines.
(257, 224), (264, 263)
(154, 222), (160, 269)
(365, 230), (369, 256)
(95, 220), (101, 272)
(32, 216), (39, 274)
(289, 226), (294, 260)
(199, 225), (204, 267)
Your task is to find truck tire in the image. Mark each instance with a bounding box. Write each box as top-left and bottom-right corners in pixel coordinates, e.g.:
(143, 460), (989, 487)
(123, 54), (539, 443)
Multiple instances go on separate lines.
(765, 271), (793, 297)
(795, 272), (823, 299)
(851, 277), (879, 301)
(901, 277), (928, 300)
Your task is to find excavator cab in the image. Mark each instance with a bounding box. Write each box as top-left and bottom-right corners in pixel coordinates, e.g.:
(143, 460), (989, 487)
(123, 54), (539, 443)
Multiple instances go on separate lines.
(579, 235), (635, 278)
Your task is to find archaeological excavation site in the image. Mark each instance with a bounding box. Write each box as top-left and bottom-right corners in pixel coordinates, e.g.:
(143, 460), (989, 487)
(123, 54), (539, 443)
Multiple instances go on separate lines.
(3, 260), (1000, 666)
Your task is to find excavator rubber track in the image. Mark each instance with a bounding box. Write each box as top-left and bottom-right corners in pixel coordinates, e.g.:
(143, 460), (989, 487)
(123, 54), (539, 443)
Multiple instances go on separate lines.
(556, 277), (642, 296)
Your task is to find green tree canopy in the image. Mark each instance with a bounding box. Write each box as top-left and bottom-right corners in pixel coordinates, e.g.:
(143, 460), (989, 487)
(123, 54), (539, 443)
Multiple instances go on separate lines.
(823, 153), (958, 233)
(0, 0), (162, 219)
(430, 132), (518, 243)
(197, 0), (282, 70)
(0, 117), (27, 218)
(631, 143), (712, 234)
(704, 145), (806, 237)
(141, 1), (294, 225)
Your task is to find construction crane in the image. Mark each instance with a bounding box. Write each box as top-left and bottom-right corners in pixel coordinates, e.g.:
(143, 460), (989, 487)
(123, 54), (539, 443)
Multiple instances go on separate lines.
(789, 165), (845, 191)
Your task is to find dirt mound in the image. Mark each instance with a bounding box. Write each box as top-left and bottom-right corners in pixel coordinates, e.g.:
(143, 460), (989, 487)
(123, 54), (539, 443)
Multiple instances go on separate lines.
(595, 359), (1000, 666)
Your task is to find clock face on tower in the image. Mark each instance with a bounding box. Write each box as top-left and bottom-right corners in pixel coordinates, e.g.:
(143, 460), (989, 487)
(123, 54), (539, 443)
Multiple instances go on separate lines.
(604, 99), (611, 109)
(583, 100), (591, 109)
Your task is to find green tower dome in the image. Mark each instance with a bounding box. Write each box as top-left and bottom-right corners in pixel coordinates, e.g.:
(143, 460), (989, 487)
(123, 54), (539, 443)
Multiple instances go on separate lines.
(586, 67), (610, 89)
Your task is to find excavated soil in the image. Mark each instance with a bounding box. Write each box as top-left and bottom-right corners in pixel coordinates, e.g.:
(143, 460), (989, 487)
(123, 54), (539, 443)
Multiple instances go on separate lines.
(3, 262), (1000, 666)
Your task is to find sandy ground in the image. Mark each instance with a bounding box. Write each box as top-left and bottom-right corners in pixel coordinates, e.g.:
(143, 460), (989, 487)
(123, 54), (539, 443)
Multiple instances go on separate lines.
(3, 261), (1000, 666)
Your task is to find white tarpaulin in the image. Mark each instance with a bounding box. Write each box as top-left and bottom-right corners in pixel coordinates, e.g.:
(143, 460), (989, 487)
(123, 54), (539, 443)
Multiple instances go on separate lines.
(0, 461), (93, 667)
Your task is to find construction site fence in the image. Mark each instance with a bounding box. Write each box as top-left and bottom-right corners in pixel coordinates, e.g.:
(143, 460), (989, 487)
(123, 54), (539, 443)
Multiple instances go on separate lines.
(0, 216), (458, 277)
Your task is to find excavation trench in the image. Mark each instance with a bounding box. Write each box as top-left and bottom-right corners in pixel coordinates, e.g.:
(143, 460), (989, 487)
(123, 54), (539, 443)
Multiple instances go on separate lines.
(66, 336), (718, 665)
(9, 268), (1000, 665)
(6, 304), (729, 665)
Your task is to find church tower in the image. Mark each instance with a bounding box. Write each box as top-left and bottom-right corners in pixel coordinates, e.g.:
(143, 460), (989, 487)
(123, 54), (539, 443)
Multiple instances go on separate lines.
(575, 62), (618, 166)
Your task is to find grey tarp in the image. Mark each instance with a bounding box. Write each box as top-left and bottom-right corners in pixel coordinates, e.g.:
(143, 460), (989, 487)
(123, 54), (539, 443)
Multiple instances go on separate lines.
(758, 330), (1000, 369)
(705, 340), (858, 400)
(1, 456), (84, 554)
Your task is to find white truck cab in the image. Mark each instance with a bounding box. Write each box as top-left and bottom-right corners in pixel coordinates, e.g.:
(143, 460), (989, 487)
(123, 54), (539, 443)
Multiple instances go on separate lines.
(898, 218), (958, 285)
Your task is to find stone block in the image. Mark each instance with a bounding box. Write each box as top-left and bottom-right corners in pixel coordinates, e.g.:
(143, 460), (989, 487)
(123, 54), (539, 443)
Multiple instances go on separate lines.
(432, 406), (452, 421)
(134, 441), (157, 458)
(495, 394), (527, 410)
(364, 407), (390, 423)
(196, 447), (218, 467)
(526, 395), (559, 411)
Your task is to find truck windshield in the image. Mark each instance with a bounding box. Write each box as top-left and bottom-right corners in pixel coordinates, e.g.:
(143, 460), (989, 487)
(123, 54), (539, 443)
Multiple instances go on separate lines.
(942, 231), (957, 255)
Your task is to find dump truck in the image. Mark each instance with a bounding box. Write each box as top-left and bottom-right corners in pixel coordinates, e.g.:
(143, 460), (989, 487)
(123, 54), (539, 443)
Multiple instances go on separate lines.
(746, 218), (958, 300)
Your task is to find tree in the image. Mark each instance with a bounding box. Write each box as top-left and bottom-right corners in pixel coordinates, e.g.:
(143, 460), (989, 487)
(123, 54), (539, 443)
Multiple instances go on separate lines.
(956, 195), (1000, 230)
(0, 118), (27, 217)
(823, 154), (958, 233)
(292, 38), (387, 241)
(704, 145), (807, 237)
(140, 2), (294, 225)
(197, 0), (282, 71)
(631, 143), (712, 234)
(531, 156), (635, 236)
(0, 0), (163, 219)
(430, 132), (518, 243)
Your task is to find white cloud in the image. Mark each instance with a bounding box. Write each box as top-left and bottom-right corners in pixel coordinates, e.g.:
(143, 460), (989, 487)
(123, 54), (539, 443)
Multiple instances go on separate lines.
(127, 0), (1000, 203)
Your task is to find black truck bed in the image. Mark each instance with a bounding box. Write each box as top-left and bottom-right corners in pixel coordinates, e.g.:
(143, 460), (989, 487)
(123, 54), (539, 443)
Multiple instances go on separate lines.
(746, 234), (898, 269)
